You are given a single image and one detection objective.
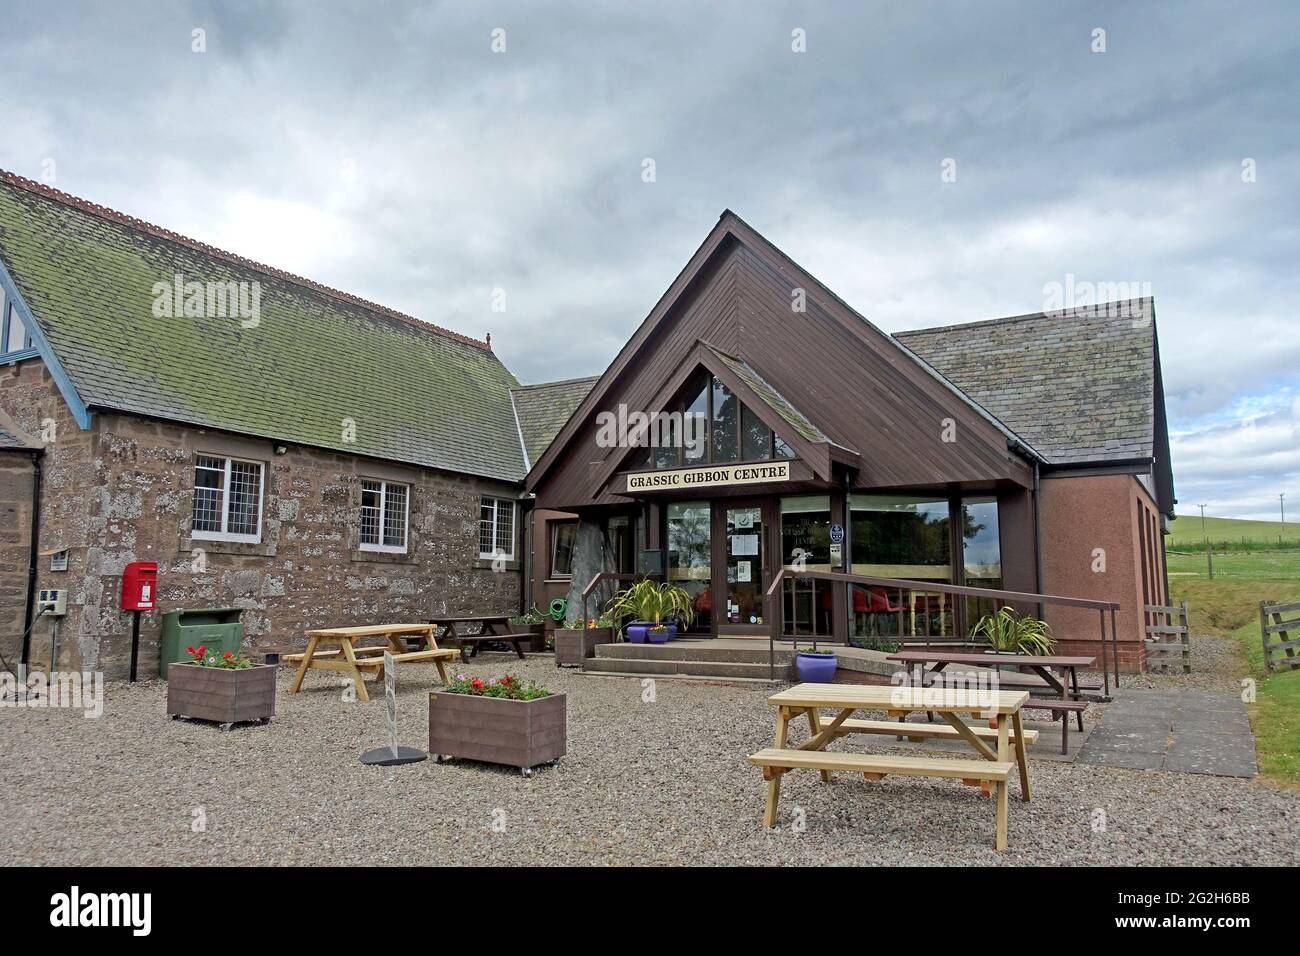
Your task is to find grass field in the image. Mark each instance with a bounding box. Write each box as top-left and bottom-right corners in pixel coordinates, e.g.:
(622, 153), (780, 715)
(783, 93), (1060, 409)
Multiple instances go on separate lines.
(1167, 548), (1300, 786)
(1169, 513), (1298, 550)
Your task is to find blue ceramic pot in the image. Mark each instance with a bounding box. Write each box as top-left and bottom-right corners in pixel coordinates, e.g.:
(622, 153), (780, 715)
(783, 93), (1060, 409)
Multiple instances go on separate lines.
(795, 652), (837, 683)
(625, 623), (649, 643)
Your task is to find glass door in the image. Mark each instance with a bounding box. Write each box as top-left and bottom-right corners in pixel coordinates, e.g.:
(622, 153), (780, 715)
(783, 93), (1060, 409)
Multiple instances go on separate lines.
(666, 501), (712, 632)
(717, 500), (768, 636)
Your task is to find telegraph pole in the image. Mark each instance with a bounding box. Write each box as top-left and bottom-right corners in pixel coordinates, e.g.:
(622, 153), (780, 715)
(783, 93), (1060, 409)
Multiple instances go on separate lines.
(1198, 504), (1212, 580)
(1282, 493), (1287, 547)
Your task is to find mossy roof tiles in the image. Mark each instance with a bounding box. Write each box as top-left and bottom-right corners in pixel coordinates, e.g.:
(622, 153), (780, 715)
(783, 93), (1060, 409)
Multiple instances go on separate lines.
(0, 172), (527, 482)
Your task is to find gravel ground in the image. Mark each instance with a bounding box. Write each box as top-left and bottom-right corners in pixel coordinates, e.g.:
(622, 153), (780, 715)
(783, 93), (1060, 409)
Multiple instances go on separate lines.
(3, 655), (1297, 866)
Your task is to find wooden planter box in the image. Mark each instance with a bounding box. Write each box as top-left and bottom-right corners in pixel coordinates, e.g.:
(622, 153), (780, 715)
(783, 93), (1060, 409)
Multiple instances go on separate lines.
(429, 691), (566, 773)
(554, 627), (611, 667)
(511, 622), (547, 653)
(166, 663), (276, 728)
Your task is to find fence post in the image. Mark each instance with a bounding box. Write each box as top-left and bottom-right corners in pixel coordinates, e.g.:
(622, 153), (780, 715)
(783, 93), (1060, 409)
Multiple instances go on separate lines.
(1261, 599), (1272, 672)
(1179, 600), (1191, 673)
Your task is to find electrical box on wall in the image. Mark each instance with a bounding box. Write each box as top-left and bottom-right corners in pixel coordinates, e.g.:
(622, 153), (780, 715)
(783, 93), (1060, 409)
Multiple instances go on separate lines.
(121, 561), (158, 611)
(38, 589), (66, 616)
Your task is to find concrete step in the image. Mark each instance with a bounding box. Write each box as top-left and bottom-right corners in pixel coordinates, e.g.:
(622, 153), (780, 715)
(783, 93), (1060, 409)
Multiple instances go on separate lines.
(594, 642), (784, 664)
(582, 655), (784, 681)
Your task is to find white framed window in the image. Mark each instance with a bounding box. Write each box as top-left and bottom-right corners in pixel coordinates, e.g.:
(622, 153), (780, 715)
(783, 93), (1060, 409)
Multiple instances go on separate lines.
(360, 478), (409, 553)
(479, 495), (516, 560)
(191, 454), (264, 543)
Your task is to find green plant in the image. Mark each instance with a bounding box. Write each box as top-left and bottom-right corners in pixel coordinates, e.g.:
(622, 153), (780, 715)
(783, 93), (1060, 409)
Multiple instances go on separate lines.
(444, 673), (551, 700)
(603, 578), (694, 627)
(562, 615), (613, 630)
(509, 605), (547, 626)
(971, 607), (1055, 655)
(796, 643), (834, 656)
(185, 644), (255, 669)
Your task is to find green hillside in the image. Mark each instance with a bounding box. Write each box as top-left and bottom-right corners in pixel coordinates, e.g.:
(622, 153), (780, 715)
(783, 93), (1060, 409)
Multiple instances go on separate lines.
(1169, 513), (1298, 550)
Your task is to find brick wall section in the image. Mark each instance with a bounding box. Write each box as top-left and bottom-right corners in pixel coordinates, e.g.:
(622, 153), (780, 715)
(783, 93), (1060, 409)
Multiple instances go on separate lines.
(1039, 472), (1160, 673)
(0, 357), (523, 677)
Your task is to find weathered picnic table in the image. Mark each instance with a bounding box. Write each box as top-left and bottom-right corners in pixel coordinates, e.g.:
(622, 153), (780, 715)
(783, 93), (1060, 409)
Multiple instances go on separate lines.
(748, 683), (1032, 850)
(426, 614), (527, 663)
(888, 650), (1097, 753)
(287, 624), (458, 702)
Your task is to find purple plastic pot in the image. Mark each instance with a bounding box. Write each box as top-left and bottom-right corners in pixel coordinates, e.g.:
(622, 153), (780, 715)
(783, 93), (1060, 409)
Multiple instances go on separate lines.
(625, 623), (649, 644)
(794, 651), (837, 683)
(647, 624), (679, 644)
(626, 622), (678, 644)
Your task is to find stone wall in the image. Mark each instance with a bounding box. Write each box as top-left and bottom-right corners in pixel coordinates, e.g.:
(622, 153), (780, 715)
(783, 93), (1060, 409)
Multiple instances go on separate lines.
(0, 357), (525, 677)
(0, 450), (36, 663)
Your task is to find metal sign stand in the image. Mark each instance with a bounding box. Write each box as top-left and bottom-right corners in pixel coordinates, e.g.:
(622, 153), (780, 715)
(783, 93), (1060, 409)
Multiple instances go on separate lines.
(360, 651), (427, 766)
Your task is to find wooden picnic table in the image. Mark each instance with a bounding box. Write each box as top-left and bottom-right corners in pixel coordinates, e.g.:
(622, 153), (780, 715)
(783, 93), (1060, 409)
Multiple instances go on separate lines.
(426, 614), (527, 663)
(748, 683), (1032, 850)
(888, 650), (1097, 753)
(287, 624), (459, 702)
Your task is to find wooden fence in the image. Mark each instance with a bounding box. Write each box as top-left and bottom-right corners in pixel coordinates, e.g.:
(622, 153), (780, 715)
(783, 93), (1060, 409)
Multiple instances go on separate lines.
(1144, 602), (1191, 674)
(1260, 599), (1300, 672)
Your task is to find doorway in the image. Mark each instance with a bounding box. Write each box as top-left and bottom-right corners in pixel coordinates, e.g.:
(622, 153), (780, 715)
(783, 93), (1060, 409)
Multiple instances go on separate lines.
(713, 498), (773, 637)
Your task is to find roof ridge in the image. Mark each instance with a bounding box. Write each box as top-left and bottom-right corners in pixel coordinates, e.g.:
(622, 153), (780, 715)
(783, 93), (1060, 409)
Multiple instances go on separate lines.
(0, 167), (493, 352)
(896, 297), (1153, 338)
(511, 375), (601, 391)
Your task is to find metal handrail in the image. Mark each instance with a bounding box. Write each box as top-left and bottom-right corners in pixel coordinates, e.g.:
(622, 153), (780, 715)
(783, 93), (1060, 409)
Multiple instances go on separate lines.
(766, 569), (1121, 694)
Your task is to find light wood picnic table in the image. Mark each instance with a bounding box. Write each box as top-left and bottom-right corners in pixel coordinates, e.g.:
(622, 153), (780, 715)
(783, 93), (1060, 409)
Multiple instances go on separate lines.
(748, 683), (1031, 850)
(287, 624), (459, 702)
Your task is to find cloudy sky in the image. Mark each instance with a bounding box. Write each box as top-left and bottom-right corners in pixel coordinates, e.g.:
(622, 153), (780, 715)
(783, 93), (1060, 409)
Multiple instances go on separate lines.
(1, 1), (1296, 521)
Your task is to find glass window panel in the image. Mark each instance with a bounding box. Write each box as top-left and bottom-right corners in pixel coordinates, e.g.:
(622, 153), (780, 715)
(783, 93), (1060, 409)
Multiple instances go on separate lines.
(192, 458), (224, 533)
(780, 495), (832, 636)
(478, 500), (496, 555)
(652, 415), (680, 469)
(383, 483), (408, 548)
(710, 377), (739, 463)
(360, 480), (382, 545)
(226, 460), (262, 536)
(740, 404), (773, 461)
(849, 494), (952, 638)
(683, 379), (708, 463)
(961, 497), (1001, 623)
(494, 499), (514, 555)
(773, 433), (795, 458)
(551, 521), (577, 577)
(666, 501), (711, 630)
(5, 305), (26, 353)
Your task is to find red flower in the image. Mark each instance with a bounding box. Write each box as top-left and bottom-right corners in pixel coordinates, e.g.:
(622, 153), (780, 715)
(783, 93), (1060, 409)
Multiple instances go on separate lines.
(186, 645), (194, 654)
(470, 678), (485, 691)
(196, 645), (206, 656)
(223, 651), (233, 659)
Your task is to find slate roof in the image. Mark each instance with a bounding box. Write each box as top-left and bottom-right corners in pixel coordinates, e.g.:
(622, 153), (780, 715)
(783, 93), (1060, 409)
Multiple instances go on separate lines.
(895, 299), (1156, 465)
(0, 422), (38, 450)
(510, 376), (598, 468)
(0, 170), (527, 482)
(701, 344), (837, 446)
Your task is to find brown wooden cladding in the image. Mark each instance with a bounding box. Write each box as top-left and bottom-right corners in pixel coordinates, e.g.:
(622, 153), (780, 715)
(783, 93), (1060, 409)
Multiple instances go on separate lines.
(528, 213), (1034, 511)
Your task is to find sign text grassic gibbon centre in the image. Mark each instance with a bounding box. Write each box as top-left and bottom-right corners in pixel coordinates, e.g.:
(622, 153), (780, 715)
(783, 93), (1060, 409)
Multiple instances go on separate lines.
(624, 461), (791, 493)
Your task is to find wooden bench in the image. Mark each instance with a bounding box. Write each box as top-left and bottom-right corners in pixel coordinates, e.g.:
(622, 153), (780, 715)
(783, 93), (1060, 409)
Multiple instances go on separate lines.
(1018, 698), (1088, 753)
(288, 624), (458, 701)
(748, 749), (1016, 848)
(821, 717), (1039, 746)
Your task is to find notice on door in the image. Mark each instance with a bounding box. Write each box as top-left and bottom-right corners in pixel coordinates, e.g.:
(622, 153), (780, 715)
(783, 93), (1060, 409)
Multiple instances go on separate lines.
(731, 534), (759, 556)
(624, 460), (791, 493)
(736, 561), (752, 583)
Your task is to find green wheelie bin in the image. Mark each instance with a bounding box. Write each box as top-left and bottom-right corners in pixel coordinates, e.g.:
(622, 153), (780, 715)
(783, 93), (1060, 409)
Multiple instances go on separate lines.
(159, 608), (245, 677)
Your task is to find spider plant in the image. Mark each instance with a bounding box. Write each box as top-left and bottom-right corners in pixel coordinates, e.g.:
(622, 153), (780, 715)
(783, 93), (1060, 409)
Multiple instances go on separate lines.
(603, 579), (694, 627)
(971, 606), (1055, 655)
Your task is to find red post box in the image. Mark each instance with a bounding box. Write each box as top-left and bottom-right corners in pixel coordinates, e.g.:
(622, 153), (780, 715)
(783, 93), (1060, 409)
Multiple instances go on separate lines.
(121, 561), (157, 611)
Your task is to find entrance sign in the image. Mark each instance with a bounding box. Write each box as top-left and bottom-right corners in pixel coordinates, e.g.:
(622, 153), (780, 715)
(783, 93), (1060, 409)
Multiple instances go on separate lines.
(625, 461), (791, 493)
(830, 524), (845, 544)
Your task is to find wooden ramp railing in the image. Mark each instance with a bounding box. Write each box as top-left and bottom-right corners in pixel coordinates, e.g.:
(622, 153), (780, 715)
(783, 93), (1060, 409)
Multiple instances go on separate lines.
(1144, 602), (1191, 673)
(1260, 599), (1300, 672)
